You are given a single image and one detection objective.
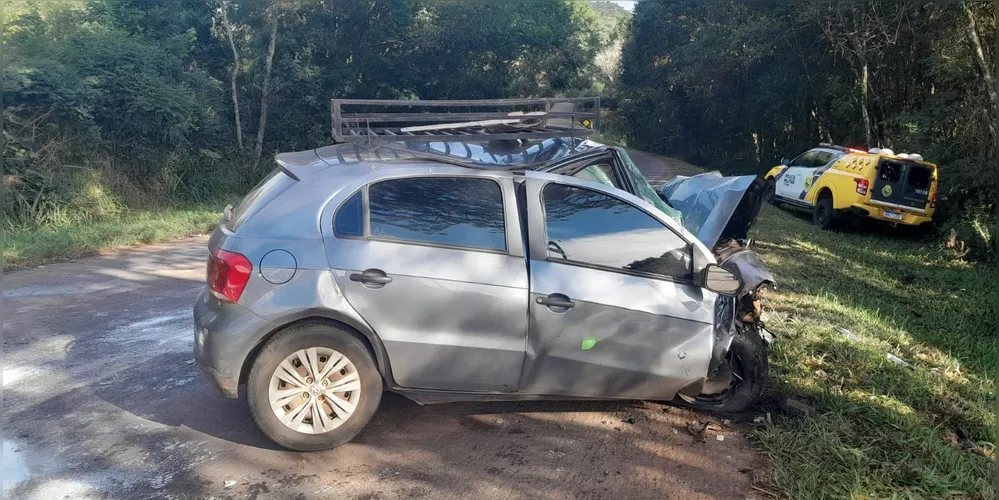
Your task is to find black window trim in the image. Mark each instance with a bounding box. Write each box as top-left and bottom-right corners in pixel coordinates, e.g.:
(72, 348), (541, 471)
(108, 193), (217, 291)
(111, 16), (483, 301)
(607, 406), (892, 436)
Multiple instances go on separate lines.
(332, 175), (511, 256)
(538, 180), (695, 284)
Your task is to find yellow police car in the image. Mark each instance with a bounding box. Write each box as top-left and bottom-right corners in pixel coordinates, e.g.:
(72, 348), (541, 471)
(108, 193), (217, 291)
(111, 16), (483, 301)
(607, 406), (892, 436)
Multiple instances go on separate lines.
(763, 144), (938, 229)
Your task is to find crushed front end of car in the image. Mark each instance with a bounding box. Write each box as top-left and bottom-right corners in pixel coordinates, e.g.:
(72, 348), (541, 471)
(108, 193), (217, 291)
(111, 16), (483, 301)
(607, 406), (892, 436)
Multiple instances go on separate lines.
(659, 172), (777, 409)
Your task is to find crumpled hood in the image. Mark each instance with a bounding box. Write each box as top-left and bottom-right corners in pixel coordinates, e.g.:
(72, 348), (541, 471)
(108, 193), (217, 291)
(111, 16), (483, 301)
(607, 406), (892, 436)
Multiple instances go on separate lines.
(657, 171), (768, 248)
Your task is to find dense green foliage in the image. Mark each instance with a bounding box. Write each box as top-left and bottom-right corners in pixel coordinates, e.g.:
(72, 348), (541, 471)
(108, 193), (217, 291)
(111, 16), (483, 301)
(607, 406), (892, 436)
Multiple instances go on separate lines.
(3, 0), (619, 230)
(617, 0), (996, 258)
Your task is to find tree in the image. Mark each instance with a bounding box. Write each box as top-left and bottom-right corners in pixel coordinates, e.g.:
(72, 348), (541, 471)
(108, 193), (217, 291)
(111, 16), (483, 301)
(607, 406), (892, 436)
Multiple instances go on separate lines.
(219, 0), (245, 149)
(255, 6), (278, 163)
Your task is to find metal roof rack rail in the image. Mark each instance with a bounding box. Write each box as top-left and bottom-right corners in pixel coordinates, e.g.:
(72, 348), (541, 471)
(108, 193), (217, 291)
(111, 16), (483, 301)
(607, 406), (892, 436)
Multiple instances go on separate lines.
(331, 97), (600, 144)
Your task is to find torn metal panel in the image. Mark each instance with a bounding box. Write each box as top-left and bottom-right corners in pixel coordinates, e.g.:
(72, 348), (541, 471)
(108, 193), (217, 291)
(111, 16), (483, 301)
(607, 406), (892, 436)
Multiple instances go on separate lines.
(657, 172), (769, 248)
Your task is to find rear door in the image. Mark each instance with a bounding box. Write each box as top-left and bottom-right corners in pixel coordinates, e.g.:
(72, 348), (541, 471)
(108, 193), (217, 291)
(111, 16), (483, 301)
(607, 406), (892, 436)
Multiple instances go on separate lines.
(517, 171), (716, 400)
(870, 158), (933, 211)
(322, 169), (529, 392)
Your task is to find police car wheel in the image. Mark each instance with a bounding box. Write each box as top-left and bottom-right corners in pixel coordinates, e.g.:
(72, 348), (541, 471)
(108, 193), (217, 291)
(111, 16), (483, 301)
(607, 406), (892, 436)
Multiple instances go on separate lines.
(764, 179), (778, 205)
(814, 195), (837, 229)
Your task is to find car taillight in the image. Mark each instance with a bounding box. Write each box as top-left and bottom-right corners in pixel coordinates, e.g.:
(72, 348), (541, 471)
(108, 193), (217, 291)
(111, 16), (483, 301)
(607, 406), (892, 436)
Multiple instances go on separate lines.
(930, 193), (937, 208)
(855, 178), (869, 195)
(207, 248), (252, 302)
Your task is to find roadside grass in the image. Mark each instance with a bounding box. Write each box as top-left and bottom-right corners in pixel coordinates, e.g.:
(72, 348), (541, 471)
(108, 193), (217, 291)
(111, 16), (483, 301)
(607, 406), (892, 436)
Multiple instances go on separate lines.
(3, 203), (225, 270)
(750, 205), (995, 498)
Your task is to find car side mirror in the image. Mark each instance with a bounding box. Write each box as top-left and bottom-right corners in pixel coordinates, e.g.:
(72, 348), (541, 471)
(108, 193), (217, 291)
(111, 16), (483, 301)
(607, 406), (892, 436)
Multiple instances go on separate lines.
(780, 158), (790, 166)
(700, 264), (742, 296)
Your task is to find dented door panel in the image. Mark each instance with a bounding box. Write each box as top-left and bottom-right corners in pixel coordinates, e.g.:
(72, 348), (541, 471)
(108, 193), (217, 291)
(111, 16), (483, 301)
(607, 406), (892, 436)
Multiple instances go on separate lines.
(519, 261), (714, 399)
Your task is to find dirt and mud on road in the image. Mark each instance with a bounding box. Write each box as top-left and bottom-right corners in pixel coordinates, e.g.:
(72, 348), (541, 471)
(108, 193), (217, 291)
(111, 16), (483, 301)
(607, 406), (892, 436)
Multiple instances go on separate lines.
(2, 154), (759, 499)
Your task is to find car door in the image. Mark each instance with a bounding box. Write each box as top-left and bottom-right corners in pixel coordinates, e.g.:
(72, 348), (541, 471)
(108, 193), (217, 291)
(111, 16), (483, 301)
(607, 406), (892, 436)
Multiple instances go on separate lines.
(517, 171), (717, 400)
(775, 150), (816, 200)
(797, 150), (837, 201)
(322, 168), (529, 392)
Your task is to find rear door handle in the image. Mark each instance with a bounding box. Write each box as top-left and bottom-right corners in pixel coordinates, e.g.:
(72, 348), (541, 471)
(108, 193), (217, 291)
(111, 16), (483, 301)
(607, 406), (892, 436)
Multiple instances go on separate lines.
(537, 293), (575, 310)
(350, 269), (392, 286)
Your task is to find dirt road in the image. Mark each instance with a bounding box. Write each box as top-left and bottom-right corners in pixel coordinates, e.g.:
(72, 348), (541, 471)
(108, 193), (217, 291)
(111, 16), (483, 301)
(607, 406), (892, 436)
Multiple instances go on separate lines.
(2, 154), (757, 500)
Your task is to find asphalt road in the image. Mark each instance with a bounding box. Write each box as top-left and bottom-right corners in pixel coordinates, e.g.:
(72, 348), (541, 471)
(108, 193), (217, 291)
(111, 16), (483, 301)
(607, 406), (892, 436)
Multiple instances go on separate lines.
(2, 153), (759, 500)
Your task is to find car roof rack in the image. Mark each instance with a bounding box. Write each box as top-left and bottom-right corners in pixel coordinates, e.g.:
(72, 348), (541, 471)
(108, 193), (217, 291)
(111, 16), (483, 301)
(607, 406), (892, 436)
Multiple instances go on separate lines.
(331, 98), (600, 145)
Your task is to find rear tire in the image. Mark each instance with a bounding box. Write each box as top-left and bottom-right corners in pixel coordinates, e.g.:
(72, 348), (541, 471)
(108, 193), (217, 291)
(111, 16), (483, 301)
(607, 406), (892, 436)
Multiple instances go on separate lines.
(813, 193), (837, 229)
(247, 323), (383, 451)
(686, 332), (768, 413)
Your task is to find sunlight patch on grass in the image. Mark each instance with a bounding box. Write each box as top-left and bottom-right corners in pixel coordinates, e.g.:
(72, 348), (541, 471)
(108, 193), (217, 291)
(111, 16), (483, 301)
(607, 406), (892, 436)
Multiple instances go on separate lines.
(751, 205), (994, 499)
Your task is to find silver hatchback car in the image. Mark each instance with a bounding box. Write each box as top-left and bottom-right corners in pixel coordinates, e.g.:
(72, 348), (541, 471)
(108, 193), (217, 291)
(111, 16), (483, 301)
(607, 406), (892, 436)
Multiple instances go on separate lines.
(194, 142), (774, 451)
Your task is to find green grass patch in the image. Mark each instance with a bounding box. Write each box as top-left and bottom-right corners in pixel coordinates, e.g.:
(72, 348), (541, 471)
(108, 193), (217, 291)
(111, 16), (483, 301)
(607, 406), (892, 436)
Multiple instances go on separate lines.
(751, 205), (995, 498)
(3, 203), (224, 269)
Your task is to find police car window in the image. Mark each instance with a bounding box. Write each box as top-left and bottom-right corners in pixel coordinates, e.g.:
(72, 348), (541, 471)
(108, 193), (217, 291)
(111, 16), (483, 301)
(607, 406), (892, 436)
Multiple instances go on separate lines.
(789, 151), (816, 167)
(880, 162), (902, 183)
(812, 151), (834, 167)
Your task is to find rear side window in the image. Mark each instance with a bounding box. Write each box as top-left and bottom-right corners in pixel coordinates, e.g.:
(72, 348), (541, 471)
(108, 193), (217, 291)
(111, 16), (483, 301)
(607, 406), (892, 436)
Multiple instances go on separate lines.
(334, 191), (363, 236)
(812, 151), (834, 167)
(367, 177), (506, 251)
(542, 183), (692, 280)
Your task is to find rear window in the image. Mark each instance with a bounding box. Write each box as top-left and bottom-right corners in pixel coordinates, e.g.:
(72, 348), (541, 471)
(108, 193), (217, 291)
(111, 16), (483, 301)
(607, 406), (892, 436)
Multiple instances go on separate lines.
(879, 161), (903, 183)
(227, 168), (297, 231)
(367, 177), (506, 251)
(908, 166), (932, 190)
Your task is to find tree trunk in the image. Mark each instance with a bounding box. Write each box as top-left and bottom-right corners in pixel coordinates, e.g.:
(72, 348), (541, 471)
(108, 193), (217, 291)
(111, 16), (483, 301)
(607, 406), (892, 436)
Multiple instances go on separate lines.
(860, 62), (872, 147)
(961, 0), (996, 142)
(255, 14), (278, 163)
(221, 1), (243, 149)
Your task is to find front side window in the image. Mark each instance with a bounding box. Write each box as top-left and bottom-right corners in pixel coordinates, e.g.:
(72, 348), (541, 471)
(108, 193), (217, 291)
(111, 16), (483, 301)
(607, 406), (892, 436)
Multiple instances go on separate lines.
(789, 151), (817, 167)
(543, 183), (692, 280)
(572, 163), (620, 189)
(367, 177), (506, 251)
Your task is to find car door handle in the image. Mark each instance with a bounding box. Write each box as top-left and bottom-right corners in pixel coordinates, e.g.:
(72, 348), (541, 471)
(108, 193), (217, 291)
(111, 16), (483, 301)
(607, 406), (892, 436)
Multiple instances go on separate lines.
(350, 269), (392, 285)
(537, 294), (575, 309)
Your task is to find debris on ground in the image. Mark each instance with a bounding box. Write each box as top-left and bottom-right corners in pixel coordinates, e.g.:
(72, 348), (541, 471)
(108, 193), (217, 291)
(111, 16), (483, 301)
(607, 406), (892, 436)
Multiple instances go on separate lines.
(738, 467), (752, 474)
(672, 428), (679, 435)
(223, 480), (237, 488)
(622, 417), (635, 425)
(686, 421), (709, 441)
(886, 353), (915, 370)
(752, 415), (765, 424)
(949, 427), (993, 458)
(836, 327), (861, 342)
(782, 398), (815, 416)
(716, 435), (725, 442)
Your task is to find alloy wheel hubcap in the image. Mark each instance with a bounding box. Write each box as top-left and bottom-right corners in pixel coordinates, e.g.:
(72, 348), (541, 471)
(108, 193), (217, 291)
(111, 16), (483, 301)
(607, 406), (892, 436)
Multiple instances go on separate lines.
(268, 347), (361, 434)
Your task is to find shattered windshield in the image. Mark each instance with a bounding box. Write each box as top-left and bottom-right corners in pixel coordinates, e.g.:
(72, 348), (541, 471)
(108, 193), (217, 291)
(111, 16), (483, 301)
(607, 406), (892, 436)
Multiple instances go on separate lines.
(616, 148), (683, 222)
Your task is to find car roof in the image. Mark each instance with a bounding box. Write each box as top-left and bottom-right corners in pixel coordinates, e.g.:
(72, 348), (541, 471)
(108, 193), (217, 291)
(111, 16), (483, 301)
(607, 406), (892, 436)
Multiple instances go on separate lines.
(276, 138), (605, 173)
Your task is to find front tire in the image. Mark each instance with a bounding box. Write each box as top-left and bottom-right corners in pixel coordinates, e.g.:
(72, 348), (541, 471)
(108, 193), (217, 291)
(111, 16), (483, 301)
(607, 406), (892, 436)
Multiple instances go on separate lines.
(687, 332), (768, 413)
(247, 323), (383, 451)
(764, 178), (778, 205)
